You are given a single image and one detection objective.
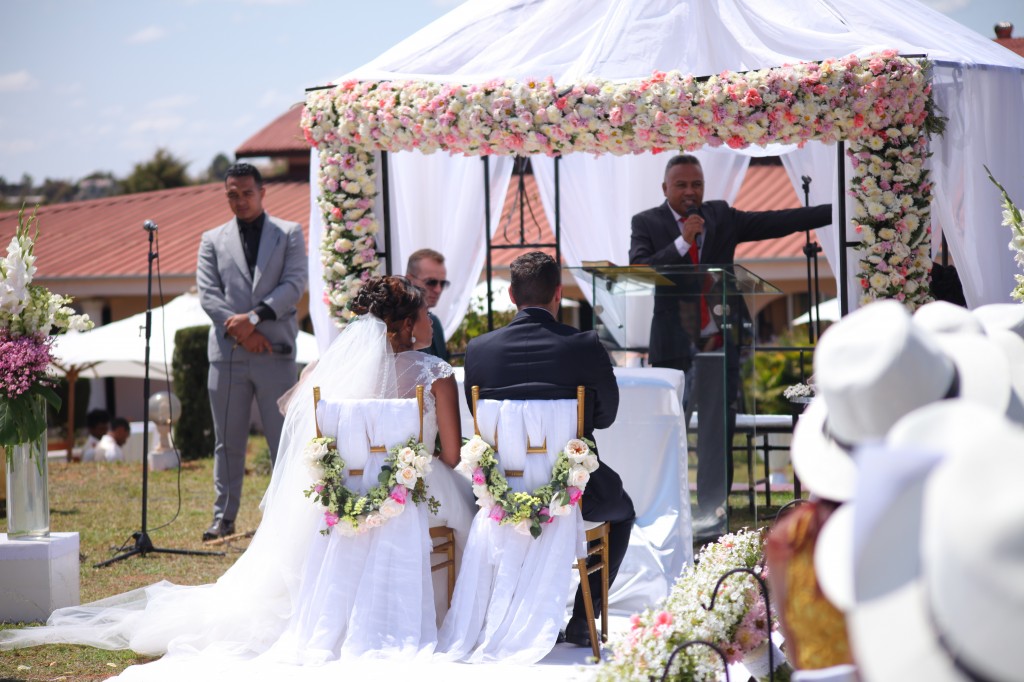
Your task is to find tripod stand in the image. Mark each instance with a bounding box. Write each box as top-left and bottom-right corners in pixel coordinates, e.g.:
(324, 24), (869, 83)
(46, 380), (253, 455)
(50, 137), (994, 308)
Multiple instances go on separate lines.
(96, 220), (223, 567)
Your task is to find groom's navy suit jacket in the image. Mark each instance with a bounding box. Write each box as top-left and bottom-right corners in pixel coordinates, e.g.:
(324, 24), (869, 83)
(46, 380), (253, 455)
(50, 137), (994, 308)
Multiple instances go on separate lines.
(463, 307), (633, 524)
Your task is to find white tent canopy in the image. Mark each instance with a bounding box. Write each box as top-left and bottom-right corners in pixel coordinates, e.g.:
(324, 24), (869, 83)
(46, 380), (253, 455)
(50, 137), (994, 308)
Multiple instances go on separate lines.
(51, 292), (318, 379)
(307, 0), (1024, 351)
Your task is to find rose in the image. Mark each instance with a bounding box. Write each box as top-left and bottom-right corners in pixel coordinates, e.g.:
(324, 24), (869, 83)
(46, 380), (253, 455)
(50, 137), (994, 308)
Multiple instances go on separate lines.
(567, 465), (591, 488)
(472, 467), (486, 486)
(379, 497), (405, 519)
(397, 446), (417, 465)
(324, 511), (339, 527)
(394, 465), (419, 487)
(461, 436), (489, 463)
(390, 485), (408, 504)
(513, 519), (534, 535)
(563, 438), (590, 463)
(567, 486), (584, 505)
(581, 453), (600, 473)
(413, 454), (432, 473)
(488, 505), (506, 522)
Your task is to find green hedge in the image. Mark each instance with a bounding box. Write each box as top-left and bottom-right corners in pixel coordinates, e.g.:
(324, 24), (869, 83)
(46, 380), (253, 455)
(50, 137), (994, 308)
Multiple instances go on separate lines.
(742, 328), (815, 415)
(173, 325), (214, 460)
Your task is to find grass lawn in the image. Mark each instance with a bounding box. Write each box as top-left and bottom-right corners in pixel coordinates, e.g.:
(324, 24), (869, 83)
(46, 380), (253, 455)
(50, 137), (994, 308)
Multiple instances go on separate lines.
(1, 438), (271, 681)
(1, 435), (793, 680)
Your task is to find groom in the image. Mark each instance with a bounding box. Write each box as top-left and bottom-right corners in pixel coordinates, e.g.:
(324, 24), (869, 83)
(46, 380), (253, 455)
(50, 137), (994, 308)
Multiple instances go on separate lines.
(463, 251), (635, 647)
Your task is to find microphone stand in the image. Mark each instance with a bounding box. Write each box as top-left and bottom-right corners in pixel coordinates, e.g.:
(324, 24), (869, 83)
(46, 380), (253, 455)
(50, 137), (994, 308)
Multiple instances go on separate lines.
(96, 221), (223, 567)
(800, 176), (823, 345)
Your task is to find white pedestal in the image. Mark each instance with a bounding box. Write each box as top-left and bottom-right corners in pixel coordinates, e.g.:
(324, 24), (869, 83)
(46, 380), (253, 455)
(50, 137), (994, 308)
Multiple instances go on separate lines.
(0, 532), (80, 623)
(148, 448), (180, 472)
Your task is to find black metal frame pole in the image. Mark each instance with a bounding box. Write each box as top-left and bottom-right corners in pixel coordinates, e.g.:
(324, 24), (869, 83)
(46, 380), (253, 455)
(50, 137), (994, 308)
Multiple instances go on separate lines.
(380, 151), (392, 274)
(483, 156), (494, 331)
(836, 142), (851, 317)
(97, 224), (222, 567)
(554, 155), (562, 322)
(799, 175), (825, 342)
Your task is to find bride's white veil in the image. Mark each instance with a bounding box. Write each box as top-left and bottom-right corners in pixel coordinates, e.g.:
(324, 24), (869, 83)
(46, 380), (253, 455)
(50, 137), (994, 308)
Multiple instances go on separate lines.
(0, 315), (397, 656)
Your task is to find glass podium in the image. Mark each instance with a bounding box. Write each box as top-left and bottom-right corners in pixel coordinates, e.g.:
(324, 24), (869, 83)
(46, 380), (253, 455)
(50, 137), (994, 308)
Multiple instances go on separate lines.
(568, 263), (783, 539)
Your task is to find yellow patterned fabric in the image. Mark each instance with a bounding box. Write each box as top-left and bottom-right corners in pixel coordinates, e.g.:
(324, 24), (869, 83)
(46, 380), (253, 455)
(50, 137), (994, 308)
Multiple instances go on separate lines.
(765, 501), (853, 670)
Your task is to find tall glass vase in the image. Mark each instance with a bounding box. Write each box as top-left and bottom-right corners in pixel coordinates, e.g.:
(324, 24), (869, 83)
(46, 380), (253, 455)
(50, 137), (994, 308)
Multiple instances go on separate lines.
(4, 399), (50, 539)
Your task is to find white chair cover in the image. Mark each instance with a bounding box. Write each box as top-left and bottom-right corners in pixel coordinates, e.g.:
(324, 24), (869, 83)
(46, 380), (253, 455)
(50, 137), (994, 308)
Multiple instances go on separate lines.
(266, 398), (436, 663)
(438, 399), (584, 663)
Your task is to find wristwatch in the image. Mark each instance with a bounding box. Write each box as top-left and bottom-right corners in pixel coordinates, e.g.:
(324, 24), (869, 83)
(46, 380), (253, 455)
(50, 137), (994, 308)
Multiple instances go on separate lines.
(247, 311), (260, 326)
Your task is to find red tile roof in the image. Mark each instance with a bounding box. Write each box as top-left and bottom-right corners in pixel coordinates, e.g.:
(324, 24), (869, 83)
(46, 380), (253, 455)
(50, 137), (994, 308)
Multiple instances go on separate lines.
(0, 181), (310, 285)
(0, 160), (811, 285)
(235, 105), (309, 159)
(995, 37), (1024, 58)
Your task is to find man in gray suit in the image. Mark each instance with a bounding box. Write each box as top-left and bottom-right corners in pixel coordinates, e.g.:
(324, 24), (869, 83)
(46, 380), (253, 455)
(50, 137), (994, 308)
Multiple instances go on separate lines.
(196, 162), (306, 541)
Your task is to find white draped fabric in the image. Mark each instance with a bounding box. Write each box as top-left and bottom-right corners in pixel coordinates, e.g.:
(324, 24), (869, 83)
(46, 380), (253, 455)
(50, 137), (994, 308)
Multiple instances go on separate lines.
(309, 0), (1024, 351)
(389, 154), (515, 339)
(438, 399), (584, 664)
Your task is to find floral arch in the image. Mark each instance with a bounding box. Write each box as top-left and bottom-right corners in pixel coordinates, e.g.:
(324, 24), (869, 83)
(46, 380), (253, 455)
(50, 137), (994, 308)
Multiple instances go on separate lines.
(302, 51), (941, 328)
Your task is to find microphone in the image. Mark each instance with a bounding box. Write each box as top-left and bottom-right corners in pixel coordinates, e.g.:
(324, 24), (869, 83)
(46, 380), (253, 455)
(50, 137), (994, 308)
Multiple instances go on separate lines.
(686, 206), (702, 249)
(143, 220), (158, 232)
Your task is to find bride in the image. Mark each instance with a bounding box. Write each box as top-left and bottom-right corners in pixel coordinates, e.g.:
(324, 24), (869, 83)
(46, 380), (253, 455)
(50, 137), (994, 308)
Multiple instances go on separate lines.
(0, 276), (475, 671)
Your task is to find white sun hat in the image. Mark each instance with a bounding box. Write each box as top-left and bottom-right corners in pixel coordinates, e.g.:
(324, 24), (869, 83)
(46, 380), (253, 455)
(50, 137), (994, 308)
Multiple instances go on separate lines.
(911, 300), (984, 335)
(845, 400), (1024, 682)
(972, 302), (1024, 338)
(792, 301), (1018, 502)
(792, 301), (953, 502)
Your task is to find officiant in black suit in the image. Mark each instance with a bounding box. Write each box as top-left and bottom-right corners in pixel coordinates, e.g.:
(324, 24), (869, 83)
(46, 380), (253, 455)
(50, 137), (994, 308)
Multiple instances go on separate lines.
(463, 251), (635, 649)
(629, 154), (831, 533)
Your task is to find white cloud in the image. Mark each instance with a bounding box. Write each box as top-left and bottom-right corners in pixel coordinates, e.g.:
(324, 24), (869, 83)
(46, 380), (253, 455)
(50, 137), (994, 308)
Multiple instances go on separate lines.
(0, 139), (38, 155)
(917, 0), (970, 12)
(257, 88), (298, 110)
(126, 26), (167, 45)
(128, 116), (185, 133)
(0, 70), (38, 92)
(148, 94), (196, 110)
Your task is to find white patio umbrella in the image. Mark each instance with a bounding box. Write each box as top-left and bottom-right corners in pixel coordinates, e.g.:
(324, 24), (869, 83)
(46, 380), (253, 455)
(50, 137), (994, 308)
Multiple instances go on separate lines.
(791, 297), (841, 326)
(51, 291), (318, 380)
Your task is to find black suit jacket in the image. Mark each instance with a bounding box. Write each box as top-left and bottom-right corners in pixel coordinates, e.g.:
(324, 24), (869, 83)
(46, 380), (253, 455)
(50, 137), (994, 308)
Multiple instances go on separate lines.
(464, 307), (631, 520)
(629, 200), (831, 368)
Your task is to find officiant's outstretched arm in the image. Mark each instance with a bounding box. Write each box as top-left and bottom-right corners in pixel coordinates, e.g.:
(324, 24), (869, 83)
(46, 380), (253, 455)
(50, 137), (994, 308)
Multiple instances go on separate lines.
(462, 251), (635, 648)
(628, 154), (830, 532)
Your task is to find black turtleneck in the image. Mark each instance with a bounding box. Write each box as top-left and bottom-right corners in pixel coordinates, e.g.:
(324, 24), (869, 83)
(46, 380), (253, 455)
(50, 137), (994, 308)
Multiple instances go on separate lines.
(237, 212), (275, 321)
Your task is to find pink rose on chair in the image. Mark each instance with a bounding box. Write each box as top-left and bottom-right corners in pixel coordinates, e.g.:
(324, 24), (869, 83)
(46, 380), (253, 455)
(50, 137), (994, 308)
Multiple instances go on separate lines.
(390, 485), (408, 504)
(472, 467), (486, 486)
(488, 505), (506, 522)
(324, 511), (339, 527)
(567, 486), (584, 506)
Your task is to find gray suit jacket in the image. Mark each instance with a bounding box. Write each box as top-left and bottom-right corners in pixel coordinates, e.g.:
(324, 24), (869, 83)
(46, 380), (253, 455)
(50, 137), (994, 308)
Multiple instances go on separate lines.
(196, 213), (307, 362)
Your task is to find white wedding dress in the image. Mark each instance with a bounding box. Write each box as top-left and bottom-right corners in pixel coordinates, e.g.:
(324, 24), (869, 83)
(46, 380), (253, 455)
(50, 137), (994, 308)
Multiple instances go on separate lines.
(0, 315), (475, 677)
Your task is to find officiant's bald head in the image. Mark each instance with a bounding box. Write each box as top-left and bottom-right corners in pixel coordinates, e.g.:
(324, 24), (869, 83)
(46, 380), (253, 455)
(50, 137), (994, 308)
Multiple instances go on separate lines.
(509, 251), (561, 313)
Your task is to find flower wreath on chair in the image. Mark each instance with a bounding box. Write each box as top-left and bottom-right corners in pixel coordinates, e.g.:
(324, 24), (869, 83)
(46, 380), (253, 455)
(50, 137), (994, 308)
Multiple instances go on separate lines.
(456, 435), (599, 539)
(303, 435), (438, 536)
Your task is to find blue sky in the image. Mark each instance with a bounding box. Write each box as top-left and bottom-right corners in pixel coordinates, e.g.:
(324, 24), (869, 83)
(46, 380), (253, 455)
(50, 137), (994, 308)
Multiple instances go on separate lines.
(1, 0), (1021, 184)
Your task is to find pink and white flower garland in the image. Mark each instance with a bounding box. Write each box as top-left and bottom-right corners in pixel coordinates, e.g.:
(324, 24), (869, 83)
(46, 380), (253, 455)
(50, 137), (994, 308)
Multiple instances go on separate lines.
(456, 434), (598, 539)
(304, 52), (941, 321)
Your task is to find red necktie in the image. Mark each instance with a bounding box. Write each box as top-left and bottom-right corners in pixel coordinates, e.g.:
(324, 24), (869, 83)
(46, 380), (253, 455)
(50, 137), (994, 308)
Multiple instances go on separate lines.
(687, 228), (711, 331)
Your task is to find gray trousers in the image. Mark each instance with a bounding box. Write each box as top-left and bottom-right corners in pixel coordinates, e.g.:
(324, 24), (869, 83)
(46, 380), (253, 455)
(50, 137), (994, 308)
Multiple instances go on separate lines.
(208, 358), (296, 522)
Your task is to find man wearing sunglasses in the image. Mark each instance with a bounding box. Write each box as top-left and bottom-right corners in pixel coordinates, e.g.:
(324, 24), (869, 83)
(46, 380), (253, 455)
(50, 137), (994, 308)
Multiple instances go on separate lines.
(405, 248), (450, 360)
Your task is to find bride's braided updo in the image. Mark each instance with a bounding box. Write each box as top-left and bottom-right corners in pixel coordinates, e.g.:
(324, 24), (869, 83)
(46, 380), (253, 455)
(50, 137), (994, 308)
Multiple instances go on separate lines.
(349, 276), (424, 336)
